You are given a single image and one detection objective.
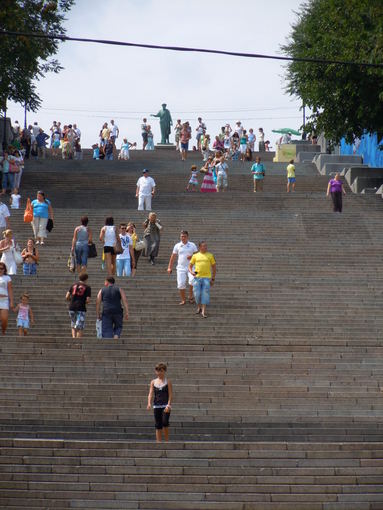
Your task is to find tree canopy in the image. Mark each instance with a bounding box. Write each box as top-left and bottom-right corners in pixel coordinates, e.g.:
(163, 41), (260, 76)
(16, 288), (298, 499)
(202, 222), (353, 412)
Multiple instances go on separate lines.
(282, 0), (383, 144)
(0, 0), (74, 113)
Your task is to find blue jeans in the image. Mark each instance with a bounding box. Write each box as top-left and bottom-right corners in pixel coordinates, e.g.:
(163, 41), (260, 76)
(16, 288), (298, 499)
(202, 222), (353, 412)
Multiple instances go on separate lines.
(105, 153), (113, 160)
(102, 312), (123, 338)
(193, 278), (211, 305)
(75, 242), (89, 266)
(2, 172), (14, 190)
(23, 263), (37, 275)
(116, 258), (131, 277)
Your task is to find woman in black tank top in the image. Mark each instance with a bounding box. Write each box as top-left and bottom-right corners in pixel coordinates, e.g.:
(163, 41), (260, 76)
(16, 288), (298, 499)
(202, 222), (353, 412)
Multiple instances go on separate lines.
(147, 363), (173, 442)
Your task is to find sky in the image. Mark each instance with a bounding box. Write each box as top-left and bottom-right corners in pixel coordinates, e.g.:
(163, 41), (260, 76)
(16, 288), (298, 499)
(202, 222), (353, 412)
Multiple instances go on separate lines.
(6, 0), (305, 149)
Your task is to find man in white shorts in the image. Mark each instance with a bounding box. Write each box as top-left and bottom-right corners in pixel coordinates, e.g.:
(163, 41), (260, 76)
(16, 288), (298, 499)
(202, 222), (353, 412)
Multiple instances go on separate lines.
(167, 231), (197, 305)
(136, 169), (156, 211)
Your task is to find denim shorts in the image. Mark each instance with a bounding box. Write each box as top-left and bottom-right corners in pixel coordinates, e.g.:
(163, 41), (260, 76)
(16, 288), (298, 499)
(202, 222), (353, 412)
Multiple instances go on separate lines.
(193, 277), (211, 305)
(23, 263), (37, 275)
(17, 318), (30, 329)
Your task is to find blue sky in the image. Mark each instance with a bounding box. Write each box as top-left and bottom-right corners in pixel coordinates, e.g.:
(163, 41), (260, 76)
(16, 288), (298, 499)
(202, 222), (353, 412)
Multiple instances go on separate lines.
(7, 0), (305, 148)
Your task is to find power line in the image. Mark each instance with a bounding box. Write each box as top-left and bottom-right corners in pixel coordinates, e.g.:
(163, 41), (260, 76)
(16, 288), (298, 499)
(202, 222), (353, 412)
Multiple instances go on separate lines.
(4, 104), (302, 122)
(33, 106), (300, 114)
(1, 30), (383, 69)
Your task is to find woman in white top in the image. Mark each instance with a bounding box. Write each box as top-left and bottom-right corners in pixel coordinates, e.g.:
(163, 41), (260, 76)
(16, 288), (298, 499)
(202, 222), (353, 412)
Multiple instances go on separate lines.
(0, 229), (17, 275)
(0, 262), (13, 334)
(99, 216), (117, 276)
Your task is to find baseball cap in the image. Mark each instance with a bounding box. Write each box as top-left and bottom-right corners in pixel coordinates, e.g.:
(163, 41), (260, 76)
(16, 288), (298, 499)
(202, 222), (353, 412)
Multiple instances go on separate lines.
(142, 169), (149, 174)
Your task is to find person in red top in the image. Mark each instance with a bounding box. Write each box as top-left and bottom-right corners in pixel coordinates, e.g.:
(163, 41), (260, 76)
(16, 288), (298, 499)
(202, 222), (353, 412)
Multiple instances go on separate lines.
(65, 272), (91, 338)
(180, 122), (191, 161)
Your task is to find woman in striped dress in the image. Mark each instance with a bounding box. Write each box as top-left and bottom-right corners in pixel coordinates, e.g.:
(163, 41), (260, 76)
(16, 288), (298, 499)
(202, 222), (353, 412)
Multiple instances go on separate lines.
(200, 157), (217, 193)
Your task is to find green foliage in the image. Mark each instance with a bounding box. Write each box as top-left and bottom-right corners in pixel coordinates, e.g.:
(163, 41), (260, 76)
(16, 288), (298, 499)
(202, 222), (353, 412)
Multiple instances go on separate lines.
(282, 0), (383, 143)
(0, 0), (74, 112)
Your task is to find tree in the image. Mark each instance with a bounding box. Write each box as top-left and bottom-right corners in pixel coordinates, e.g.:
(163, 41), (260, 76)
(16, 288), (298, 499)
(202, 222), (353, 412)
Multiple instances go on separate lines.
(282, 0), (383, 144)
(0, 0), (74, 114)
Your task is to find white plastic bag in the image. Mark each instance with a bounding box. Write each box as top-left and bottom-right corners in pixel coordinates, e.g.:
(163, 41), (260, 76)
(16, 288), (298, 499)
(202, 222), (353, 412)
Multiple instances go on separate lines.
(96, 319), (102, 339)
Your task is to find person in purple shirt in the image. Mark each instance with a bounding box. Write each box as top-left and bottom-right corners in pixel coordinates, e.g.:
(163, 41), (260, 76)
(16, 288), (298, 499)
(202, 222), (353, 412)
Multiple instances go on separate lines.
(327, 173), (346, 212)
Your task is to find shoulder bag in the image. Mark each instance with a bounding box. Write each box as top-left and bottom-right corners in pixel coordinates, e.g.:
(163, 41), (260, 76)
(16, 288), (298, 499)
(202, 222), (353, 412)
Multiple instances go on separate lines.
(114, 230), (123, 255)
(24, 198), (33, 223)
(88, 242), (97, 258)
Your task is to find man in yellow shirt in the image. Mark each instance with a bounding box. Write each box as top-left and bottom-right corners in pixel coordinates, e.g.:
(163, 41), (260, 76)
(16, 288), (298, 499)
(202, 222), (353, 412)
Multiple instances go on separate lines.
(286, 159), (296, 193)
(188, 241), (216, 318)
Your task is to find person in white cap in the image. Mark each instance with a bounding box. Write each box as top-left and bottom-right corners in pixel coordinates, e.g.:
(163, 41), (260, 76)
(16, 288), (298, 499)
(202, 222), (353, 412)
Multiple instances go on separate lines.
(136, 169), (156, 211)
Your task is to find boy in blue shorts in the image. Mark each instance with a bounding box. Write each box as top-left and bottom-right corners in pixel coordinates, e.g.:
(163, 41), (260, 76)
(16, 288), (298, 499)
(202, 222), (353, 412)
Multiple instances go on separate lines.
(286, 159), (296, 192)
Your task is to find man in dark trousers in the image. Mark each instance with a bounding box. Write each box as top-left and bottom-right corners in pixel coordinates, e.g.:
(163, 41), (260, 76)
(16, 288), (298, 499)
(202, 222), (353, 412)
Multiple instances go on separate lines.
(96, 277), (129, 339)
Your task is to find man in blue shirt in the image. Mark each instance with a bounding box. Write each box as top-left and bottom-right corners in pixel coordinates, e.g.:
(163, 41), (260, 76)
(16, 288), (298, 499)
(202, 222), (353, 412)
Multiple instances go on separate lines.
(251, 156), (266, 192)
(35, 129), (50, 159)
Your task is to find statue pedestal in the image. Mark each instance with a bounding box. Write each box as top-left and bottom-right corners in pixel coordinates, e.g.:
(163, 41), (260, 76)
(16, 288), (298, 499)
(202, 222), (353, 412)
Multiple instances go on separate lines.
(273, 144), (297, 162)
(155, 143), (176, 150)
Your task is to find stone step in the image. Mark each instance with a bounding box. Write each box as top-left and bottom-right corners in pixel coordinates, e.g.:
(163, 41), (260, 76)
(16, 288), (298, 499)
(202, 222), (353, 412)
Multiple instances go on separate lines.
(0, 440), (382, 508)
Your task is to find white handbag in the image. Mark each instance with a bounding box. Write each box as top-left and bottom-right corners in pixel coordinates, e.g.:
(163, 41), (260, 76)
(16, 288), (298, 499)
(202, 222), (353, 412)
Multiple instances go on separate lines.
(135, 240), (145, 251)
(13, 248), (23, 265)
(96, 319), (102, 339)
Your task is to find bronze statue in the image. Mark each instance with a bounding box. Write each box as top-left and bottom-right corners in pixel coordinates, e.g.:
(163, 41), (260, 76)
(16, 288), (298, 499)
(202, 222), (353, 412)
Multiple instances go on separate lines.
(151, 103), (173, 144)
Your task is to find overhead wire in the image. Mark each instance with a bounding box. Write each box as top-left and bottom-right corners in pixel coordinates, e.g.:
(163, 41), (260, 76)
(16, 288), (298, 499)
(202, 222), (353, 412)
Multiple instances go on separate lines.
(1, 30), (382, 69)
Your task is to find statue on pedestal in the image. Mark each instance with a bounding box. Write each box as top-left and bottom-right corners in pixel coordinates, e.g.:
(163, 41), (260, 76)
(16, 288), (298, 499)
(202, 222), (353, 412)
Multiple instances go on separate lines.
(151, 103), (173, 144)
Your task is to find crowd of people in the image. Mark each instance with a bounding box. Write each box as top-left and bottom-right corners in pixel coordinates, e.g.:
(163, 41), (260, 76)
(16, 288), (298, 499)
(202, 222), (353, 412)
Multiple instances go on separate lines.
(5, 117), (274, 164)
(6, 120), (84, 161)
(172, 118), (271, 163)
(0, 116), (346, 440)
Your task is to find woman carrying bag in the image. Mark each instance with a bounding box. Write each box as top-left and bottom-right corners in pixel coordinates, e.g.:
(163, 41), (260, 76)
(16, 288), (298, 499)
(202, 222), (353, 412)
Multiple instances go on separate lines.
(143, 212), (163, 266)
(0, 230), (19, 275)
(71, 216), (93, 274)
(31, 190), (54, 245)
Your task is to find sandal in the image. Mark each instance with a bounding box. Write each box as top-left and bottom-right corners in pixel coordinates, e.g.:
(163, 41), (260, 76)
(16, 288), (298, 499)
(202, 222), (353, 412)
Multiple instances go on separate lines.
(188, 298), (195, 304)
(201, 313), (208, 318)
(179, 301), (186, 306)
(195, 309), (201, 314)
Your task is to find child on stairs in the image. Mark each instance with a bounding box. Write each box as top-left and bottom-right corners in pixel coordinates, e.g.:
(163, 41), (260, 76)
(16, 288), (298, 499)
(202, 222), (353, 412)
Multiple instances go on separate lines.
(186, 165), (199, 191)
(14, 293), (34, 336)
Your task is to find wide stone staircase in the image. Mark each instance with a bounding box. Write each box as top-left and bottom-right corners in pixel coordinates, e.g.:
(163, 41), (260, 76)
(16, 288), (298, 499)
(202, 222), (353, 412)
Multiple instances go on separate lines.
(0, 150), (383, 508)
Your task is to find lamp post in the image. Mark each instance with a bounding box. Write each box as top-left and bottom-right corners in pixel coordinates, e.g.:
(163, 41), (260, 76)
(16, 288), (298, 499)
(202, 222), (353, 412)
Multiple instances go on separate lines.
(24, 102), (27, 130)
(302, 103), (306, 140)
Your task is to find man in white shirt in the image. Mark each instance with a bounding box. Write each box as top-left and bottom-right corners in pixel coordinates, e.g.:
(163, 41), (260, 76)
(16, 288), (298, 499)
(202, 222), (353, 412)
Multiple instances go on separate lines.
(136, 169), (156, 211)
(110, 120), (119, 143)
(234, 121), (243, 137)
(167, 231), (197, 305)
(0, 202), (11, 230)
(282, 132), (292, 144)
(116, 223), (136, 277)
(32, 122), (41, 138)
(195, 117), (206, 151)
(73, 123), (81, 141)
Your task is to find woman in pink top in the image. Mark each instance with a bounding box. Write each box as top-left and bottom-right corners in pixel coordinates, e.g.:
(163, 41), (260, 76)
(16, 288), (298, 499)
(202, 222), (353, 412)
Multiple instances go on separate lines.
(327, 173), (346, 212)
